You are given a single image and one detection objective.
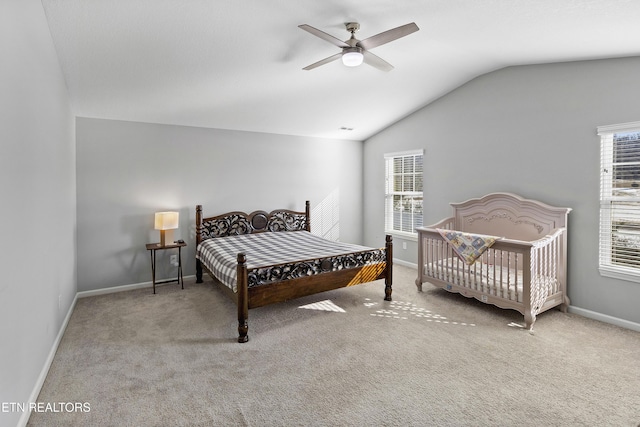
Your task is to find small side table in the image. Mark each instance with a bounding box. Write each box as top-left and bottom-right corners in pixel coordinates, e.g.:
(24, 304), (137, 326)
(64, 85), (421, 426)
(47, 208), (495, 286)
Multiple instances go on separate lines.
(145, 242), (186, 294)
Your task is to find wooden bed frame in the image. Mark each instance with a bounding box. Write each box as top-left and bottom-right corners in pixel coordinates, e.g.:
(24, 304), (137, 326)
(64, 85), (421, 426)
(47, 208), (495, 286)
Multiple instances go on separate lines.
(195, 201), (393, 342)
(415, 193), (571, 330)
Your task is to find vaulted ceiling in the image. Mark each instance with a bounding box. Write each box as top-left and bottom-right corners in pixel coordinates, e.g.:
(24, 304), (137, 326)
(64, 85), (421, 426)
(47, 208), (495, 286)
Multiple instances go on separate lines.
(42, 0), (640, 141)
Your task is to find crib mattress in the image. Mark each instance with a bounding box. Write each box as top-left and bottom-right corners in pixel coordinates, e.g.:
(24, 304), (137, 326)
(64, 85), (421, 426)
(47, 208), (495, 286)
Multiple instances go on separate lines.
(425, 258), (530, 303)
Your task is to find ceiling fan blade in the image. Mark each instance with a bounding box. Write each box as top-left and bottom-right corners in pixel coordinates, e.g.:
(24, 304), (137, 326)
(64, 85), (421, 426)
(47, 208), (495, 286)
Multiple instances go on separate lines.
(357, 22), (419, 50)
(362, 50), (394, 72)
(298, 24), (350, 48)
(302, 52), (343, 70)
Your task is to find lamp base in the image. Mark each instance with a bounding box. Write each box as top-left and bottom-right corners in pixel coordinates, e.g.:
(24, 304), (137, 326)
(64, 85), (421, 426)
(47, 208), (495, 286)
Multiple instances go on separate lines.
(159, 229), (175, 247)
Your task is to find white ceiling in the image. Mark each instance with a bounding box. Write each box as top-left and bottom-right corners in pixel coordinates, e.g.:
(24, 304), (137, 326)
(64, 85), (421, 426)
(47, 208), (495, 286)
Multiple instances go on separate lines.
(41, 0), (640, 141)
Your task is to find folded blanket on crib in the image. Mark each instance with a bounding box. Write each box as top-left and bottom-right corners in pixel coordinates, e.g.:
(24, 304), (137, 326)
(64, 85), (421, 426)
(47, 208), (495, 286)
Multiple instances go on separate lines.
(437, 229), (501, 265)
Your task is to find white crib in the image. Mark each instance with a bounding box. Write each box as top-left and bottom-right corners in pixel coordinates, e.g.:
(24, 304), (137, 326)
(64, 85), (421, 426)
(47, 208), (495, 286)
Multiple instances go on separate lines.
(415, 193), (571, 329)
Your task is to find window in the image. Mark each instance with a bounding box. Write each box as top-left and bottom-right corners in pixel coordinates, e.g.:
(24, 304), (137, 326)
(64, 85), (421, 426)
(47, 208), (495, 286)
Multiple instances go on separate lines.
(384, 150), (424, 237)
(598, 121), (640, 282)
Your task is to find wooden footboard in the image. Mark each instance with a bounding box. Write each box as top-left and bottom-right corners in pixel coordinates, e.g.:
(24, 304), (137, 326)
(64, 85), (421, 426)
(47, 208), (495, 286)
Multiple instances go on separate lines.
(235, 235), (392, 342)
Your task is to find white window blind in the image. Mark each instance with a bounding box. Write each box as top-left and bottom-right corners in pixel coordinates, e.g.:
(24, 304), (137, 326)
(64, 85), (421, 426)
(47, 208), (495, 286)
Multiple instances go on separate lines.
(384, 150), (424, 237)
(598, 121), (640, 282)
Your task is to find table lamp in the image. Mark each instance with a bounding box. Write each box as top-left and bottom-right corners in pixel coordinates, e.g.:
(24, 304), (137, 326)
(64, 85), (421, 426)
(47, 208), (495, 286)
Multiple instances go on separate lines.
(155, 211), (179, 246)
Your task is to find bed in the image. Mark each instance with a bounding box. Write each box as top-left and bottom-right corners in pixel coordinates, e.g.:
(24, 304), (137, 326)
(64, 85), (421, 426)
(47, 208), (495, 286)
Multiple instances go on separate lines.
(195, 201), (393, 342)
(415, 193), (571, 330)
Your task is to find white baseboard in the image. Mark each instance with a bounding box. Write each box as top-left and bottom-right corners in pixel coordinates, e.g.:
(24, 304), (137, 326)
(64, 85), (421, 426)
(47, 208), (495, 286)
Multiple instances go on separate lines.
(20, 275), (196, 426)
(19, 294), (78, 427)
(393, 258), (417, 269)
(568, 306), (640, 332)
(77, 275), (196, 298)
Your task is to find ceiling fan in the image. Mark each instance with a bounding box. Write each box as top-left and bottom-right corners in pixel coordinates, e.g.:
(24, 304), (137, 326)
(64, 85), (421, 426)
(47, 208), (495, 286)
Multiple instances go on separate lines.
(298, 21), (419, 71)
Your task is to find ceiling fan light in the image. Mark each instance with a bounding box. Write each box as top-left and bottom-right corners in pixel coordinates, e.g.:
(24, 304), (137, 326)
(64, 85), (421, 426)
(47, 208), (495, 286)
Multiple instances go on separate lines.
(342, 49), (364, 67)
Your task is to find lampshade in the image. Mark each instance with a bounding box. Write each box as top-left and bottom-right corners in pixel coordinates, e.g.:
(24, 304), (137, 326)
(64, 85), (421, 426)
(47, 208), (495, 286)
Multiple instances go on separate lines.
(155, 212), (179, 230)
(155, 211), (179, 246)
(342, 48), (363, 67)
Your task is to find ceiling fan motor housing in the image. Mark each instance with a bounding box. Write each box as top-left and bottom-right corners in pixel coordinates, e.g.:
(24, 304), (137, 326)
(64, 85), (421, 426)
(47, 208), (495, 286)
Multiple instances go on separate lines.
(345, 22), (360, 34)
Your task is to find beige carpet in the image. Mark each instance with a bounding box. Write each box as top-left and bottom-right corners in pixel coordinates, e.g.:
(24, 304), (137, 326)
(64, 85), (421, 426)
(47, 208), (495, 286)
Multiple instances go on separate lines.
(28, 266), (640, 426)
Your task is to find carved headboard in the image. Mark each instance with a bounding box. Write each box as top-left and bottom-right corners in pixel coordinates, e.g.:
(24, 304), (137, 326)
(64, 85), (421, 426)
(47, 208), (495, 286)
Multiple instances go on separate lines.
(452, 193), (571, 241)
(196, 201), (311, 244)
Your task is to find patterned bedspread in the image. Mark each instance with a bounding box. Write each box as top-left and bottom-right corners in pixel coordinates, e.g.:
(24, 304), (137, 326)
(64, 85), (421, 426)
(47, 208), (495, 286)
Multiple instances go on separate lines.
(196, 231), (386, 292)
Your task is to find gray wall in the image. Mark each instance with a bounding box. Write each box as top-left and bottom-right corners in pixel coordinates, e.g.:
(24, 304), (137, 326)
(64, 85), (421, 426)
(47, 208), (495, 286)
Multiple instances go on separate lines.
(0, 1), (76, 426)
(364, 56), (640, 326)
(76, 118), (364, 292)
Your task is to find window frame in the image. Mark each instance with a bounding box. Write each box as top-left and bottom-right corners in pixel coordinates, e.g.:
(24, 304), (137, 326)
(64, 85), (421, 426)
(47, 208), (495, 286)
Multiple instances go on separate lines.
(384, 149), (424, 240)
(598, 120), (640, 283)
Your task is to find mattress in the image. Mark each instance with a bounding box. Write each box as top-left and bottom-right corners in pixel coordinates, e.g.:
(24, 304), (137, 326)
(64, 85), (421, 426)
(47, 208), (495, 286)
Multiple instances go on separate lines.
(425, 258), (531, 303)
(197, 230), (385, 292)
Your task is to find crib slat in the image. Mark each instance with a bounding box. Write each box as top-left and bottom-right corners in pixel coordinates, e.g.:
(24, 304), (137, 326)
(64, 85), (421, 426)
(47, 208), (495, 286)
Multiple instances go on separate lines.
(498, 250), (504, 298)
(431, 238), (436, 278)
(484, 252), (490, 295)
(455, 246), (462, 286)
(493, 249), (501, 298)
(426, 237), (432, 277)
(440, 240), (445, 281)
(508, 251), (512, 298)
(514, 253), (520, 302)
(432, 238), (437, 278)
(438, 239), (444, 281)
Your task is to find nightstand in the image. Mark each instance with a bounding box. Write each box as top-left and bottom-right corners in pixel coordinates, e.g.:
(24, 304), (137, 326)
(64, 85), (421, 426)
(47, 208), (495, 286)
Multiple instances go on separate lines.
(145, 242), (186, 294)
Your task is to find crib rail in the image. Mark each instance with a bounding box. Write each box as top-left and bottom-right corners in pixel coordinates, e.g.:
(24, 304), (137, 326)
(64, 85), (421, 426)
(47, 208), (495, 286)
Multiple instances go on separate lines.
(415, 225), (567, 328)
(529, 229), (563, 313)
(420, 232), (530, 300)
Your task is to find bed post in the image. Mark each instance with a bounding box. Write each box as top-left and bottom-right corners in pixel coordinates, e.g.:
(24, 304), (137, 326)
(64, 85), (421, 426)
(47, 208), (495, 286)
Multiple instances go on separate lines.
(384, 235), (393, 301)
(196, 205), (203, 283)
(305, 200), (311, 232)
(237, 253), (249, 343)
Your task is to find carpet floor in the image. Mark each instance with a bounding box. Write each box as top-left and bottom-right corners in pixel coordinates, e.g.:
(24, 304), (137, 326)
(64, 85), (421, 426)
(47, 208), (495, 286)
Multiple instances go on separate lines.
(28, 266), (640, 426)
